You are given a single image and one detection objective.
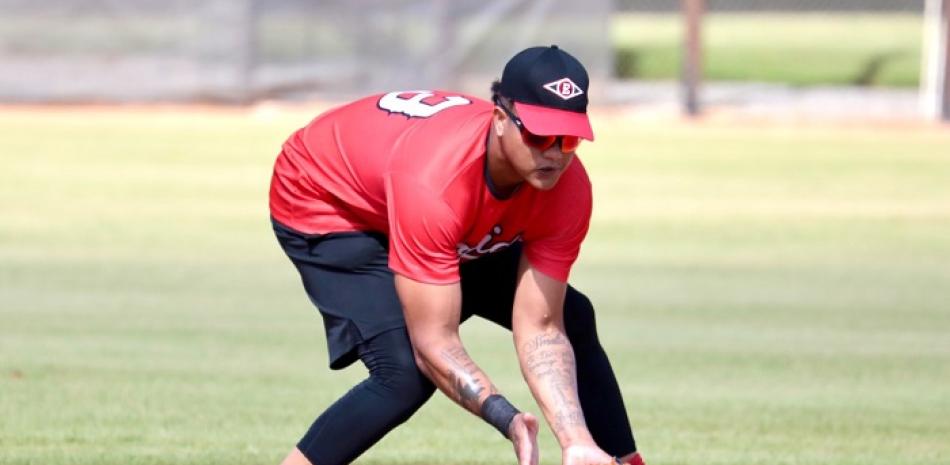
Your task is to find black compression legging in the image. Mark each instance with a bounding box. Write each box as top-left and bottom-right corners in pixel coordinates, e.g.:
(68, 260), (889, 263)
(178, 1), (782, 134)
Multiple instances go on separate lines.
(297, 286), (637, 465)
(298, 328), (436, 465)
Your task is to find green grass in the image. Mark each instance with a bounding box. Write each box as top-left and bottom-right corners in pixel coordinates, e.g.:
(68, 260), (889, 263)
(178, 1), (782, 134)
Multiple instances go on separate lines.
(2, 108), (949, 465)
(612, 13), (923, 87)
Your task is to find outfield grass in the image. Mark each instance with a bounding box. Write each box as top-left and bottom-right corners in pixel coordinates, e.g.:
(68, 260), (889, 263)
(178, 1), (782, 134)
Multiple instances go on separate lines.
(612, 13), (923, 87)
(1, 108), (949, 465)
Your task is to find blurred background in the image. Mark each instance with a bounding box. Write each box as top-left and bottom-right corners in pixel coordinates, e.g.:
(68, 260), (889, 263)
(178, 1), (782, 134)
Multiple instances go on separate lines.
(1, 0), (947, 120)
(2, 2), (949, 465)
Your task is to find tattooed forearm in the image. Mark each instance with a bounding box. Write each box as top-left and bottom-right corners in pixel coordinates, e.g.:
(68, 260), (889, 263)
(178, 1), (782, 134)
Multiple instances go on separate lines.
(554, 411), (586, 434)
(522, 331), (587, 436)
(440, 346), (497, 412)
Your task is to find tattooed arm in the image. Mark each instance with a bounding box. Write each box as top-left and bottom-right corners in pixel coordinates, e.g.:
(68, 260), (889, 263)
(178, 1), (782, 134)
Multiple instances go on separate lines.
(511, 257), (616, 465)
(394, 276), (496, 414)
(394, 274), (540, 465)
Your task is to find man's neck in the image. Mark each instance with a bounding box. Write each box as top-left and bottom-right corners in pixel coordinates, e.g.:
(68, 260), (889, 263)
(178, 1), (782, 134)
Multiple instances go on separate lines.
(484, 131), (521, 199)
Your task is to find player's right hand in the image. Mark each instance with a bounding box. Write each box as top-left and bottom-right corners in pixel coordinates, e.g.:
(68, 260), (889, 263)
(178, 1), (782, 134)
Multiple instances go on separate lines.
(508, 412), (539, 465)
(561, 444), (618, 465)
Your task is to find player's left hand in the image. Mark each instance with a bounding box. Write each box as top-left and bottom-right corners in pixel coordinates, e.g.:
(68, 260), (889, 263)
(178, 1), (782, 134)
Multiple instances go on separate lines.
(508, 412), (540, 465)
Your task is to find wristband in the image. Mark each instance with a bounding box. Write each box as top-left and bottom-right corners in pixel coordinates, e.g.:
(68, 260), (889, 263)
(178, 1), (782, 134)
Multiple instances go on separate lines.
(480, 394), (520, 438)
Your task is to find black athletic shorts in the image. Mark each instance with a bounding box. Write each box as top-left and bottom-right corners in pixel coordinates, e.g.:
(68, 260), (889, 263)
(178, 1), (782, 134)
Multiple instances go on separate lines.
(273, 218), (520, 370)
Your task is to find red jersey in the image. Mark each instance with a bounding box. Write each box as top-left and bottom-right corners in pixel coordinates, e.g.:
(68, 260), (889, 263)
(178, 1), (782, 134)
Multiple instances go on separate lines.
(269, 90), (592, 284)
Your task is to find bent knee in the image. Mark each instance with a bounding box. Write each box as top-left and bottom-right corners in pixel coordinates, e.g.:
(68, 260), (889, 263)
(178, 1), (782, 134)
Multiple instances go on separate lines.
(369, 349), (434, 401)
(564, 290), (599, 347)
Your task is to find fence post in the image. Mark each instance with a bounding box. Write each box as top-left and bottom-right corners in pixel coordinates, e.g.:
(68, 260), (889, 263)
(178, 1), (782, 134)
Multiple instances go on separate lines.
(682, 0), (704, 117)
(430, 0), (456, 89)
(921, 0), (950, 121)
(942, 0), (950, 119)
(235, 0), (258, 103)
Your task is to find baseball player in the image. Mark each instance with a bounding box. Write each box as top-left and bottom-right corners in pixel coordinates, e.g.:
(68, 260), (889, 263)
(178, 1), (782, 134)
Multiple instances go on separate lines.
(269, 45), (646, 465)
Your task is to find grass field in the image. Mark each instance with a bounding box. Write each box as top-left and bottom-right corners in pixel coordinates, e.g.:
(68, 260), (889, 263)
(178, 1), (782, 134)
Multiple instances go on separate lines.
(1, 107), (949, 465)
(612, 13), (923, 87)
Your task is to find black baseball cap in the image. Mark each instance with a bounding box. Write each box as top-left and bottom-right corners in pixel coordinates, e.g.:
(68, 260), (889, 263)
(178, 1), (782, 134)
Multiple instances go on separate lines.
(498, 45), (594, 141)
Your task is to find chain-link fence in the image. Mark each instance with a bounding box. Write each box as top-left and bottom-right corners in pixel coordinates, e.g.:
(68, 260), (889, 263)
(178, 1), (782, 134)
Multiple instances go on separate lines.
(0, 0), (936, 105)
(0, 0), (611, 103)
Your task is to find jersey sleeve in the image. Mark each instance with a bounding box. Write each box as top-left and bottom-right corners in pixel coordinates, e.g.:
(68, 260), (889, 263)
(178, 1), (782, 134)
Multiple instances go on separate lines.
(385, 173), (464, 284)
(522, 166), (593, 282)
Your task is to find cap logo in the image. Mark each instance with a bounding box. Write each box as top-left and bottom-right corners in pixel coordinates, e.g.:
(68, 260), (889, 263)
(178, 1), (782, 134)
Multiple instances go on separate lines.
(543, 77), (584, 100)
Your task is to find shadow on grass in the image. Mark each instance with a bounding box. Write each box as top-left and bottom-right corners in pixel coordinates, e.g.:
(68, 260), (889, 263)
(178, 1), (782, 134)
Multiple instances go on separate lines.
(852, 50), (903, 86)
(614, 47), (640, 79)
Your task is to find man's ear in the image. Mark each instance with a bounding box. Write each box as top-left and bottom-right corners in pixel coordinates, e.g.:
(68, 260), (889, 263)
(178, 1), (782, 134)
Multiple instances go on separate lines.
(493, 108), (506, 136)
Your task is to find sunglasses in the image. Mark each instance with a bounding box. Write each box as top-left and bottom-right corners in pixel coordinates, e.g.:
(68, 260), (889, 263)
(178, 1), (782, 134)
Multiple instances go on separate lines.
(495, 100), (581, 153)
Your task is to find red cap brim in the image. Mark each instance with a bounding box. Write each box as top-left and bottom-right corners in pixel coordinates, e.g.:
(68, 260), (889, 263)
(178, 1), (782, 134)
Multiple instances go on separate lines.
(513, 101), (594, 141)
